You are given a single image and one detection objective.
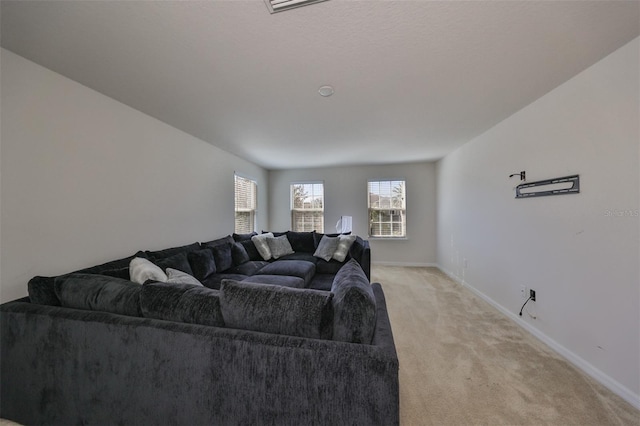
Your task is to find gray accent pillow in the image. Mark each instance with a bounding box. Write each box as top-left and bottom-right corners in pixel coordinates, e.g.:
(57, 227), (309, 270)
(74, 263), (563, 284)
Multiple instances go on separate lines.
(220, 279), (333, 340)
(129, 257), (167, 284)
(314, 235), (340, 261)
(333, 234), (357, 262)
(267, 234), (294, 259)
(54, 273), (142, 317)
(251, 232), (274, 260)
(331, 259), (376, 344)
(166, 268), (203, 286)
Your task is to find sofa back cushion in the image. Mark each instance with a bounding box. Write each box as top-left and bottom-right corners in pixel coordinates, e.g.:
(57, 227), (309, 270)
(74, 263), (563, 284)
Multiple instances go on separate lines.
(238, 240), (262, 261)
(153, 251), (194, 276)
(188, 248), (217, 281)
(331, 259), (376, 344)
(145, 242), (201, 260)
(220, 279), (333, 340)
(54, 274), (142, 317)
(28, 275), (61, 306)
(140, 281), (224, 327)
(286, 231), (316, 253)
(211, 243), (233, 272)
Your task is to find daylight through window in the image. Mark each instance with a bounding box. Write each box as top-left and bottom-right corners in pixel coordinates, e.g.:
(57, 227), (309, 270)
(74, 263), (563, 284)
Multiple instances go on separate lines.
(235, 174), (257, 234)
(291, 182), (324, 232)
(368, 180), (406, 238)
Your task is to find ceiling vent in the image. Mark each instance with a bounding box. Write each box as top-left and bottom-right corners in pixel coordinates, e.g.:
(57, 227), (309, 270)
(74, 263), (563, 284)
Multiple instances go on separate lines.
(265, 0), (329, 14)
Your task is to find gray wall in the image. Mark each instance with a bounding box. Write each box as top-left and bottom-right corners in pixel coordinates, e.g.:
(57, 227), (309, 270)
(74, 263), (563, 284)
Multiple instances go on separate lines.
(269, 162), (437, 266)
(0, 49), (268, 302)
(437, 38), (639, 405)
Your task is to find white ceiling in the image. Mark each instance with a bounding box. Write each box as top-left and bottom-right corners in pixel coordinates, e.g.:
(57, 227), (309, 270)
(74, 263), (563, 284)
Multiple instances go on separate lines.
(2, 1), (638, 170)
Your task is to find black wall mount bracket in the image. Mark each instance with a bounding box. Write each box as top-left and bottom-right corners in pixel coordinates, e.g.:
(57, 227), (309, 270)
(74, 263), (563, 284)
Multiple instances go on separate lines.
(515, 174), (580, 199)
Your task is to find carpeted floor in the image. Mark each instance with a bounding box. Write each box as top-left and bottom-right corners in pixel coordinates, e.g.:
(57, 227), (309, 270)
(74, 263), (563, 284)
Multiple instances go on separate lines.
(372, 265), (640, 426)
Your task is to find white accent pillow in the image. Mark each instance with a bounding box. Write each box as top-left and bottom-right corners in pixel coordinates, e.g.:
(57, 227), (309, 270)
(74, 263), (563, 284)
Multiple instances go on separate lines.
(314, 235), (340, 262)
(267, 235), (294, 259)
(251, 232), (274, 260)
(166, 268), (203, 286)
(129, 257), (167, 284)
(332, 234), (357, 262)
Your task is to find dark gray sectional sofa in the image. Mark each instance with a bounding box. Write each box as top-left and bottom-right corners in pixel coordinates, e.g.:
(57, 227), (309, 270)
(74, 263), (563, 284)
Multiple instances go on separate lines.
(0, 231), (399, 425)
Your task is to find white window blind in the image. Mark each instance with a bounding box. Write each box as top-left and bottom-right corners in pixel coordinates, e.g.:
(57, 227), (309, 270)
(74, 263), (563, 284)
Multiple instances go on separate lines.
(291, 182), (324, 232)
(235, 175), (257, 234)
(368, 180), (406, 238)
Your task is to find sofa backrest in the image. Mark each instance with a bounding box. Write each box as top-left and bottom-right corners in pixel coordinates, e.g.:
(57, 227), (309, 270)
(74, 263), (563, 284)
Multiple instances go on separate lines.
(330, 259), (377, 344)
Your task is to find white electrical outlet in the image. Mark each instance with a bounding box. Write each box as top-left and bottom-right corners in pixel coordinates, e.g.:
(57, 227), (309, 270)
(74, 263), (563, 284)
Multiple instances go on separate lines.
(520, 285), (527, 300)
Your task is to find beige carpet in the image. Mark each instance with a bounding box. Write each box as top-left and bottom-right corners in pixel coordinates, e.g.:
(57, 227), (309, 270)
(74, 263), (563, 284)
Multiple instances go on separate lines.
(372, 265), (640, 426)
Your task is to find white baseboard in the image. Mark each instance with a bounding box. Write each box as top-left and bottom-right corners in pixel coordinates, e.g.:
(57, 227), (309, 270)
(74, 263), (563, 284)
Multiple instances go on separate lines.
(437, 265), (640, 411)
(372, 261), (438, 267)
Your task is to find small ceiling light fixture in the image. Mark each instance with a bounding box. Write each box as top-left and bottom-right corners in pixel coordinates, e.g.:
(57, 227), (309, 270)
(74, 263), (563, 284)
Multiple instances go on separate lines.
(318, 85), (334, 97)
(265, 0), (329, 14)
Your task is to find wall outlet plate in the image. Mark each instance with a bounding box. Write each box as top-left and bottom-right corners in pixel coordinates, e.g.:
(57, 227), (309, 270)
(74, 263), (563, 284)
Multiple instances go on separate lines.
(530, 289), (536, 301)
(520, 285), (527, 300)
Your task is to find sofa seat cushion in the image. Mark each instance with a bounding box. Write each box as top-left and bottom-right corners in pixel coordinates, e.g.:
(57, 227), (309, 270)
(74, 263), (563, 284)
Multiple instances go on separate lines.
(220, 279), (333, 339)
(140, 281), (224, 327)
(229, 261), (269, 276)
(316, 259), (346, 276)
(54, 273), (142, 317)
(255, 260), (316, 286)
(201, 273), (248, 290)
(243, 275), (305, 289)
(331, 259), (376, 344)
(308, 273), (335, 291)
(277, 252), (318, 264)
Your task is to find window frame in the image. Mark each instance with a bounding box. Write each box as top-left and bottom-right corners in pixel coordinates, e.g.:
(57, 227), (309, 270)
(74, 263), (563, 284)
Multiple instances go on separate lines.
(367, 179), (407, 238)
(234, 173), (257, 234)
(290, 181), (324, 233)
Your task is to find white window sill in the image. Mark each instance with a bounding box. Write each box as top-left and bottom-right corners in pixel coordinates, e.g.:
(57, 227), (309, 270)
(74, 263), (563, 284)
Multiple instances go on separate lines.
(368, 237), (409, 241)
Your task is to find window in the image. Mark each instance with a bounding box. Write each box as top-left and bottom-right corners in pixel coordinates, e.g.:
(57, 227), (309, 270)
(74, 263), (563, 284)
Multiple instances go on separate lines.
(368, 180), (406, 238)
(234, 174), (257, 234)
(291, 182), (324, 232)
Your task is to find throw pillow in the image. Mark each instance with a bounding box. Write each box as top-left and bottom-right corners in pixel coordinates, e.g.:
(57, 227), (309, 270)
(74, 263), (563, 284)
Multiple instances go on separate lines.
(187, 249), (217, 281)
(211, 243), (233, 272)
(232, 232), (257, 242)
(332, 234), (357, 262)
(239, 239), (262, 261)
(231, 242), (250, 266)
(153, 251), (194, 276)
(267, 234), (295, 259)
(129, 257), (168, 284)
(202, 235), (235, 248)
(331, 259), (376, 344)
(166, 268), (203, 286)
(220, 279), (333, 340)
(251, 232), (274, 260)
(313, 235), (340, 262)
